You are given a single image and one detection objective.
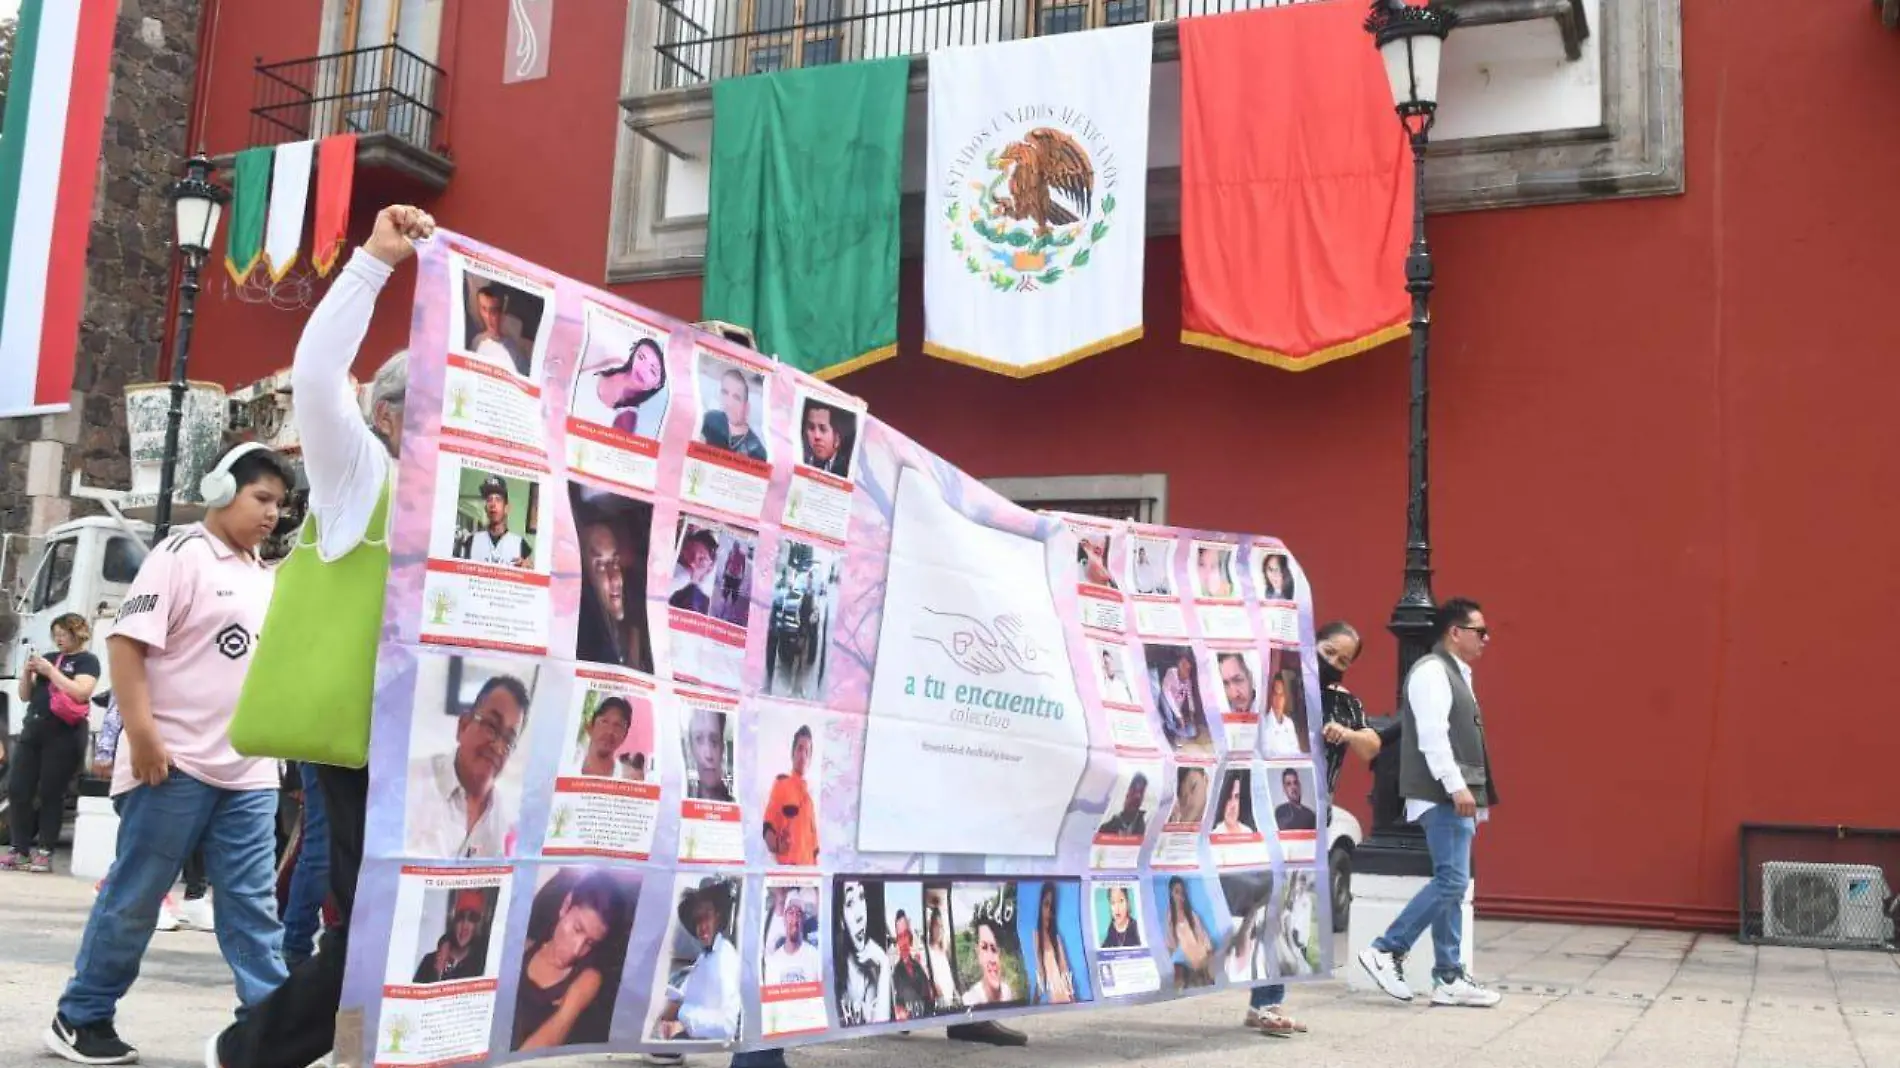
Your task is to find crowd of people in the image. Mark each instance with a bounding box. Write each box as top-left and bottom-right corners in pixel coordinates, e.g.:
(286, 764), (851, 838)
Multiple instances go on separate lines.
(3, 202), (1505, 1068)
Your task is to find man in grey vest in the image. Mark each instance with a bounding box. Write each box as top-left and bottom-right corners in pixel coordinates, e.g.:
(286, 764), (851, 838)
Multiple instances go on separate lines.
(1357, 598), (1503, 1008)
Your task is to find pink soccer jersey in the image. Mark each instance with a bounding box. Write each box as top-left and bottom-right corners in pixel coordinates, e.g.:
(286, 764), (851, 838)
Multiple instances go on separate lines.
(109, 524), (278, 797)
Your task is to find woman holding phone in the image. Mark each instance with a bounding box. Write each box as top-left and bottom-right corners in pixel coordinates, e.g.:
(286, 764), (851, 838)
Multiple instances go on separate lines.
(5, 614), (100, 873)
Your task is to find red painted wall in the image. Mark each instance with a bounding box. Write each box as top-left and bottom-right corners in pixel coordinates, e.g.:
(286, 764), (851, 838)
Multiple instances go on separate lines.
(182, 1), (1900, 928)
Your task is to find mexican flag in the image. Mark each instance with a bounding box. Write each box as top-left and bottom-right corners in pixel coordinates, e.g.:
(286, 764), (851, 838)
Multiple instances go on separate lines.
(702, 58), (910, 380)
(0, 0), (116, 416)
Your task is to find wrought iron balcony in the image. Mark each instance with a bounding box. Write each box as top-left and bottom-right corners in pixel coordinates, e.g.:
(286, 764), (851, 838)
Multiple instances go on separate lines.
(248, 43), (453, 190)
(647, 0), (1588, 94)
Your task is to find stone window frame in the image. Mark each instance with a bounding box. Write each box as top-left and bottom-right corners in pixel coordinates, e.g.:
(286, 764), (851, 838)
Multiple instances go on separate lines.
(606, 0), (1682, 283)
(985, 474), (1170, 526)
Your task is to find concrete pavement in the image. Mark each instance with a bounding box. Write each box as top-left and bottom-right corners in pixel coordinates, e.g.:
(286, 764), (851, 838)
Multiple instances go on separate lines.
(1, 865), (1895, 1067)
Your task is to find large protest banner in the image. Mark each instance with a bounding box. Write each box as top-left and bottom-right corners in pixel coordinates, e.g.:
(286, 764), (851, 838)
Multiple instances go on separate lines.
(341, 233), (1332, 1065)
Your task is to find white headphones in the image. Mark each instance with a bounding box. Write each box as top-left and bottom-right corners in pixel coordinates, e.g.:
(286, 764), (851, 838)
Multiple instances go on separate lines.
(199, 441), (272, 509)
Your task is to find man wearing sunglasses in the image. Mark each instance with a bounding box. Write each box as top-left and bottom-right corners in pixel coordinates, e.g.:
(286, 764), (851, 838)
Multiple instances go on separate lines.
(1358, 597), (1502, 1009)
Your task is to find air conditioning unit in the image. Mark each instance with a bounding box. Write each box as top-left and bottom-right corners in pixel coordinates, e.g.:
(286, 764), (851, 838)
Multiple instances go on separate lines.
(1761, 861), (1894, 948)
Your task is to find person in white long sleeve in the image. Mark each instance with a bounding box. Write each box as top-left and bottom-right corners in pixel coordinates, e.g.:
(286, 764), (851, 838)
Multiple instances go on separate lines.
(656, 879), (743, 1042)
(211, 204), (438, 1068)
(1357, 597), (1502, 1009)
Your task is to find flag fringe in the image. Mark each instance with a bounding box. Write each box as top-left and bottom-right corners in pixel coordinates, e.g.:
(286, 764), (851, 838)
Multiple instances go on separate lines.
(312, 240), (344, 277)
(812, 342), (898, 382)
(1180, 320), (1410, 372)
(266, 251), (301, 284)
(225, 252), (264, 287)
(922, 326), (1144, 379)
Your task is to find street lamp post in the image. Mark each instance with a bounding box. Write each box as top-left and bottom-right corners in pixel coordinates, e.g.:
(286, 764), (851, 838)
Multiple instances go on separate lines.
(153, 154), (230, 542)
(1358, 0), (1460, 871)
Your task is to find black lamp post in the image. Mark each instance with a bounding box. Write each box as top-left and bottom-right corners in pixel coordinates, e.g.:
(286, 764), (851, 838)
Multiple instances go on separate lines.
(1357, 0), (1460, 872)
(153, 153), (229, 542)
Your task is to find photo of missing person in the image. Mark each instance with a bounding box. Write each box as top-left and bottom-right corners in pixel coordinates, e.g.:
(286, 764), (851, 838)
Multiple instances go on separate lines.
(1093, 882), (1145, 949)
(1270, 764), (1319, 833)
(459, 268), (545, 378)
(761, 884), (822, 988)
(760, 716), (819, 866)
(411, 885), (500, 985)
(1216, 650), (1262, 721)
(451, 470), (538, 570)
(511, 867), (639, 1051)
(1018, 881), (1092, 1005)
(1213, 767), (1258, 837)
(1097, 767), (1153, 839)
(1192, 543), (1237, 599)
(682, 701), (735, 803)
(882, 882), (937, 1022)
(1130, 537), (1174, 596)
(1092, 640), (1138, 706)
(670, 518), (756, 628)
(571, 313), (670, 439)
(696, 352), (768, 462)
(798, 397), (856, 477)
(404, 657), (537, 859)
(1219, 871), (1276, 983)
(571, 483), (655, 673)
(1259, 550), (1296, 601)
(1157, 874), (1220, 991)
(952, 882), (1027, 1009)
(1145, 644), (1211, 754)
(921, 886), (960, 1012)
(1261, 653), (1311, 758)
(1275, 869), (1324, 977)
(1076, 531), (1117, 590)
(832, 878), (892, 1026)
(765, 539), (839, 702)
(1165, 765), (1210, 828)
(649, 875), (745, 1043)
(565, 687), (654, 782)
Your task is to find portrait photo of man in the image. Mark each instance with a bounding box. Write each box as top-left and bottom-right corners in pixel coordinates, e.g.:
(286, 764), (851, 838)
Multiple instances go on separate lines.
(453, 474), (534, 569)
(799, 398), (855, 477)
(413, 888), (495, 985)
(697, 355), (768, 462)
(571, 484), (654, 673)
(404, 660), (533, 859)
(761, 887), (821, 988)
(458, 269), (543, 378)
(1272, 766), (1318, 832)
(651, 876), (743, 1043)
(1097, 772), (1150, 838)
(683, 703), (734, 803)
(669, 527), (720, 616)
(762, 724), (818, 866)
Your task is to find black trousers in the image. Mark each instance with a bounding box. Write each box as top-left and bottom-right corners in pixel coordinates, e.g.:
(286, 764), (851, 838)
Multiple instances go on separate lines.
(216, 763), (366, 1068)
(7, 718), (84, 852)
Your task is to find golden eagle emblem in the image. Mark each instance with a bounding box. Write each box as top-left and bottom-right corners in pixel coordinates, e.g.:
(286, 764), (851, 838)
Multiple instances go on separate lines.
(995, 128), (1095, 237)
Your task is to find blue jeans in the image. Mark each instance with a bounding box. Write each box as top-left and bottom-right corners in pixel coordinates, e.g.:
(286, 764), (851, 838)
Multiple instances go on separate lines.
(731, 1050), (788, 1067)
(1249, 984), (1287, 1009)
(60, 771), (288, 1025)
(1373, 802), (1475, 982)
(282, 764), (330, 965)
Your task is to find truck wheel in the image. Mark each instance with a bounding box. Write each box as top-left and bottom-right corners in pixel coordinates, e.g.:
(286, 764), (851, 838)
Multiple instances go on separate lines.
(1329, 844), (1353, 933)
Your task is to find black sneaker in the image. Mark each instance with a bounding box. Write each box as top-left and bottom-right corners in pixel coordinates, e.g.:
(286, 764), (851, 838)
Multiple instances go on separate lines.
(43, 1013), (137, 1065)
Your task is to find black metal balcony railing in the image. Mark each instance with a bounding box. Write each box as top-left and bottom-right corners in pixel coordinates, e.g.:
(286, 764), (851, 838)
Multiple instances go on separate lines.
(650, 0), (1312, 92)
(250, 43), (446, 154)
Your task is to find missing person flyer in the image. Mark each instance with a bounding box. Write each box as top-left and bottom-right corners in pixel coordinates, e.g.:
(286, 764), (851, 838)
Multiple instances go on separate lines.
(679, 341), (776, 521)
(564, 300), (673, 495)
(1153, 758), (1215, 870)
(758, 877), (827, 1039)
(1092, 759), (1162, 870)
(1188, 538), (1251, 641)
(1064, 515), (1128, 633)
(1209, 644), (1263, 753)
(420, 444), (553, 656)
(677, 687), (745, 864)
(1126, 530), (1189, 639)
(375, 866), (513, 1067)
(1253, 539), (1301, 645)
(1206, 762), (1270, 869)
(1090, 878), (1161, 998)
(542, 668), (663, 861)
(1086, 637), (1155, 753)
(439, 249), (554, 456)
(782, 384), (864, 544)
(664, 512), (758, 692)
(1266, 759), (1320, 864)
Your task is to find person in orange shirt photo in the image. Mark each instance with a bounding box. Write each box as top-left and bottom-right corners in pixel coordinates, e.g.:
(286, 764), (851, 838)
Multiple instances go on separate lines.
(763, 725), (818, 866)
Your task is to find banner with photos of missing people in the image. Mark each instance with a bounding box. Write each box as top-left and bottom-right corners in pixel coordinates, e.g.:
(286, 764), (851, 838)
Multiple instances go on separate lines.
(344, 231), (1332, 1066)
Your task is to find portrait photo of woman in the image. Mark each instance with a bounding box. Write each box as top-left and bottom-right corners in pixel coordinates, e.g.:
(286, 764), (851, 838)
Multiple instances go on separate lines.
(1161, 875), (1217, 990)
(511, 868), (638, 1051)
(1030, 882), (1077, 1005)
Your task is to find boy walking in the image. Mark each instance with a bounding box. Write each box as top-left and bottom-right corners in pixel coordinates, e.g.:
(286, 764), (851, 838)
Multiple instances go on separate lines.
(45, 444), (296, 1065)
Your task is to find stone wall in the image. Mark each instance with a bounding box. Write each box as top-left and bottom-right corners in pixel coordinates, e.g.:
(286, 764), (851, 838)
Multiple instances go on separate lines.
(0, 0), (203, 584)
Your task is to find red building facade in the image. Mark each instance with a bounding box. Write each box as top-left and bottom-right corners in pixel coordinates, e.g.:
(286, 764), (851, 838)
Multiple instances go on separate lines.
(182, 0), (1900, 930)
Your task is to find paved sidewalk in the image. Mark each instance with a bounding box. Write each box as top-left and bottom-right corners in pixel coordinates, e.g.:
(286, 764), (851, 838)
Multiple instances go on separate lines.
(0, 867), (1894, 1067)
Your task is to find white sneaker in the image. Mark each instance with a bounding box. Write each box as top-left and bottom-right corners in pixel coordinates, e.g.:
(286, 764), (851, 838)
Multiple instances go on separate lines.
(1430, 971), (1502, 1008)
(155, 895), (181, 932)
(1357, 946), (1414, 1001)
(176, 895), (215, 931)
